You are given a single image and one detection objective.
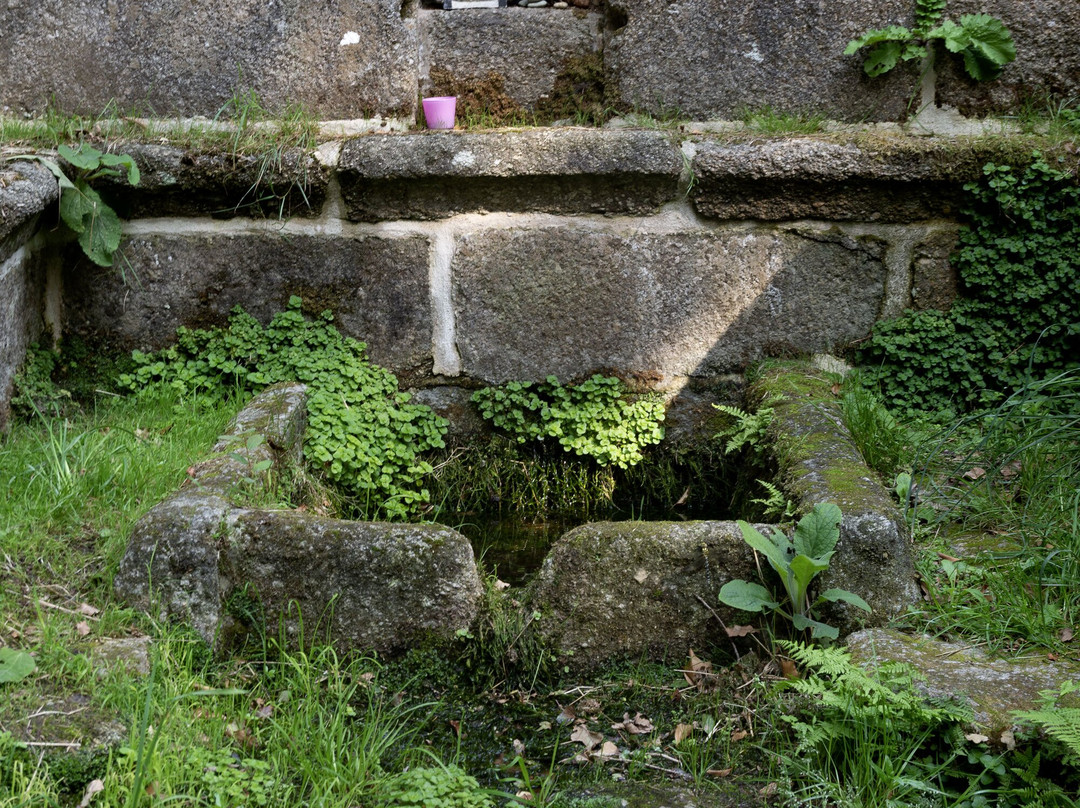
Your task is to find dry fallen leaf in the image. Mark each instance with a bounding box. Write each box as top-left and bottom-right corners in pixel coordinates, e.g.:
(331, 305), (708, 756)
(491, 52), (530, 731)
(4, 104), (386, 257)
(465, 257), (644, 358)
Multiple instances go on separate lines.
(963, 467), (986, 481)
(78, 603), (100, 617)
(685, 649), (715, 691)
(513, 738), (525, 757)
(515, 791), (533, 801)
(1061, 627), (1075, 643)
(75, 621), (91, 637)
(633, 569), (649, 584)
(708, 767), (733, 777)
(77, 779), (105, 808)
(611, 712), (653, 735)
(759, 782), (778, 797)
(725, 624), (756, 637)
(965, 733), (990, 744)
(598, 741), (620, 758)
(674, 723), (694, 745)
(570, 725), (603, 753)
(731, 729), (749, 742)
(1000, 729), (1016, 751)
(555, 704), (576, 725)
(494, 579), (511, 591)
(576, 698), (601, 715)
(779, 658), (800, 680)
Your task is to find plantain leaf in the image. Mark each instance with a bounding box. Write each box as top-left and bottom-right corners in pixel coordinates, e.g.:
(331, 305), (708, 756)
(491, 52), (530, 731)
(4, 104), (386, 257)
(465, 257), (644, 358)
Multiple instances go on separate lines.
(792, 613), (840, 640)
(863, 41), (905, 76)
(719, 580), (779, 613)
(0, 648), (36, 683)
(792, 503), (842, 558)
(819, 588), (872, 613)
(58, 143), (103, 171)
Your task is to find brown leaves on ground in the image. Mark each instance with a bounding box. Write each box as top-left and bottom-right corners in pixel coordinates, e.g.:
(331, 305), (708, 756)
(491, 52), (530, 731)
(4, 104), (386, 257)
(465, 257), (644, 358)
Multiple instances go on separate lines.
(683, 649), (718, 692)
(611, 712), (653, 735)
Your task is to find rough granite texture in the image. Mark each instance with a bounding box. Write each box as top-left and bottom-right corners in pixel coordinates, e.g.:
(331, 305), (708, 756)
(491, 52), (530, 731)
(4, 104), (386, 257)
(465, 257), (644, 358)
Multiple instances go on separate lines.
(911, 225), (963, 311)
(61, 233), (433, 376)
(98, 144), (329, 220)
(339, 129), (683, 220)
(114, 383), (483, 652)
(751, 363), (920, 624)
(451, 224), (888, 384)
(0, 0), (418, 119)
(0, 161), (56, 430)
(0, 161), (58, 264)
(690, 136), (1035, 222)
(526, 520), (760, 669)
(848, 628), (1080, 729)
(935, 0), (1080, 116)
(418, 8), (602, 108)
(606, 0), (918, 122)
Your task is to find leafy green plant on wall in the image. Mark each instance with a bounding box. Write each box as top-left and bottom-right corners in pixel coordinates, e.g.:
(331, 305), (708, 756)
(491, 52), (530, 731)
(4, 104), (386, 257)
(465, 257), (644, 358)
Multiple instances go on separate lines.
(6, 143), (140, 266)
(472, 375), (665, 469)
(859, 157), (1080, 417)
(718, 503), (871, 640)
(845, 0), (1015, 82)
(118, 297), (447, 519)
(379, 765), (492, 808)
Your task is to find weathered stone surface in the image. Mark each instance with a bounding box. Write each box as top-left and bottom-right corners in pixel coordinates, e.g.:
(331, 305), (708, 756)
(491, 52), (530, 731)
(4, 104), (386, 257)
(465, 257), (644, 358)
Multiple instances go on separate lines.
(451, 224), (888, 384)
(339, 129), (682, 220)
(848, 628), (1080, 729)
(0, 161), (58, 263)
(752, 364), (920, 623)
(0, 1), (417, 119)
(418, 8), (602, 109)
(911, 226), (962, 311)
(691, 136), (1033, 222)
(62, 232), (432, 376)
(221, 511), (482, 653)
(935, 0), (1080, 117)
(606, 0), (917, 122)
(115, 385), (484, 652)
(411, 385), (490, 444)
(92, 636), (153, 678)
(98, 144), (328, 220)
(0, 248), (47, 432)
(526, 520), (759, 669)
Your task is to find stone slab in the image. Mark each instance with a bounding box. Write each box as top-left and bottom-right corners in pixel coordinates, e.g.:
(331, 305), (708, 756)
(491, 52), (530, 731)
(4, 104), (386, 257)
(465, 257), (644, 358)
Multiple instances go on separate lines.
(690, 136), (1034, 222)
(339, 129), (682, 220)
(451, 224), (888, 384)
(526, 520), (759, 669)
(0, 161), (58, 264)
(0, 249), (47, 432)
(935, 0), (1080, 117)
(751, 364), (920, 623)
(606, 0), (917, 122)
(911, 225), (962, 311)
(418, 8), (602, 109)
(848, 628), (1080, 729)
(61, 232), (433, 377)
(115, 384), (484, 653)
(0, 0), (417, 120)
(98, 144), (329, 220)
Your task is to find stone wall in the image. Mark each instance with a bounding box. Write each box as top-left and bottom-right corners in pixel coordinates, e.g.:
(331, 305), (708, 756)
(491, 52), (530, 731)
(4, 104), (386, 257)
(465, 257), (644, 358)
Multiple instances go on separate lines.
(53, 129), (986, 424)
(0, 161), (58, 430)
(2, 1), (1078, 122)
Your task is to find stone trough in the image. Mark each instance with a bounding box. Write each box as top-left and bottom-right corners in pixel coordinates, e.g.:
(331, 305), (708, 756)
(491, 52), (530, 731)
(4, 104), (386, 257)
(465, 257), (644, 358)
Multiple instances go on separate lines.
(114, 362), (918, 669)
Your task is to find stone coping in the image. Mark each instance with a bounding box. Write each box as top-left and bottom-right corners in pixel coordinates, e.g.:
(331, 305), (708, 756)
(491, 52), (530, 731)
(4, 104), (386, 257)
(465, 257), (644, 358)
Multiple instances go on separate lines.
(6, 128), (1068, 225)
(0, 160), (57, 264)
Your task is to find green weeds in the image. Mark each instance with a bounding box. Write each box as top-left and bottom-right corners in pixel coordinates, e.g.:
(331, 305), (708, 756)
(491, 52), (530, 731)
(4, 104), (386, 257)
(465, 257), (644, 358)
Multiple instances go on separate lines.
(740, 106), (826, 134)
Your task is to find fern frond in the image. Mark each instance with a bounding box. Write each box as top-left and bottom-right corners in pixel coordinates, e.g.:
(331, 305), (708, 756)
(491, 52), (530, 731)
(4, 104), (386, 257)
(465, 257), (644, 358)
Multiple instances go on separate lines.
(1013, 708), (1080, 761)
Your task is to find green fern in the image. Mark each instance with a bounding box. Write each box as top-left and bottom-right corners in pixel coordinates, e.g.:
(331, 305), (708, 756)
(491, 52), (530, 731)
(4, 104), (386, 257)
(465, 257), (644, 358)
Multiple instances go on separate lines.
(751, 479), (796, 520)
(1013, 709), (1080, 764)
(713, 395), (780, 459)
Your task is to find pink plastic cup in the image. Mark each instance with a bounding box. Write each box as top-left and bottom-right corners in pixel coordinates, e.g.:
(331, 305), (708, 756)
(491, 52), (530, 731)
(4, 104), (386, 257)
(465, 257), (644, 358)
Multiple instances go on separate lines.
(422, 96), (457, 129)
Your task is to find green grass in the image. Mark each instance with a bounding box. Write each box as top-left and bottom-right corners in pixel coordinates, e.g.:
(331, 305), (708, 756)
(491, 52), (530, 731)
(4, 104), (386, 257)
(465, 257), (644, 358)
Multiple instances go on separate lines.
(740, 106), (826, 135)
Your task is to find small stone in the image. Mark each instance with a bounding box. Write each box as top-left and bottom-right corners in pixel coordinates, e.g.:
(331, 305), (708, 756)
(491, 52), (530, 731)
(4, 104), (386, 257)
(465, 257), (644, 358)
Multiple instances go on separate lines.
(553, 1), (568, 6)
(527, 0), (548, 6)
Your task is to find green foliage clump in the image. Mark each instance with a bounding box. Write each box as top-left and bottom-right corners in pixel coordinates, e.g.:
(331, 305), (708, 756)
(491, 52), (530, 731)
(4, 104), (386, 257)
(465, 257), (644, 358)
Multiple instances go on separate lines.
(118, 297), (447, 519)
(10, 344), (73, 419)
(380, 765), (492, 808)
(181, 747), (275, 807)
(719, 503), (871, 640)
(472, 375), (665, 469)
(859, 157), (1080, 417)
(7, 143), (140, 266)
(845, 0), (1015, 81)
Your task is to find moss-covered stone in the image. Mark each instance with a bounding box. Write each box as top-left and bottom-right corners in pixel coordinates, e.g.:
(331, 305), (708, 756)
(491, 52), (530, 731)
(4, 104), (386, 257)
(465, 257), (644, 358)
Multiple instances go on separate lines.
(749, 362), (919, 626)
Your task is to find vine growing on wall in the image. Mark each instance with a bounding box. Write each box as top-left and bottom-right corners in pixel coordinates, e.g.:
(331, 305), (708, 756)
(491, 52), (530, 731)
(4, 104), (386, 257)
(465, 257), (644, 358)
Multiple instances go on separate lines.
(858, 155), (1080, 417)
(118, 297), (447, 519)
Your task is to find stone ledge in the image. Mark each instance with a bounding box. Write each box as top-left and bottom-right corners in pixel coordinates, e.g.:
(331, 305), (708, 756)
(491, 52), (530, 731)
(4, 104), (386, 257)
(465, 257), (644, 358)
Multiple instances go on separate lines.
(338, 128), (683, 220)
(98, 144), (329, 220)
(690, 135), (1046, 222)
(751, 362), (920, 624)
(0, 160), (57, 264)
